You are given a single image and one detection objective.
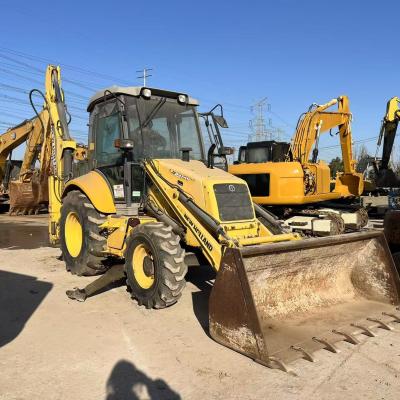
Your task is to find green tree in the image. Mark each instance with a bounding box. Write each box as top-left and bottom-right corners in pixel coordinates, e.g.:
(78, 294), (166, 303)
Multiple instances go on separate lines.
(329, 156), (343, 177)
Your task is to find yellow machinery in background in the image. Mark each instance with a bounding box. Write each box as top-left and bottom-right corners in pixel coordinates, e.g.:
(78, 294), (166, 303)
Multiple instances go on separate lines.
(0, 115), (49, 210)
(229, 96), (368, 236)
(48, 84), (399, 371)
(373, 96), (400, 188)
(361, 97), (400, 253)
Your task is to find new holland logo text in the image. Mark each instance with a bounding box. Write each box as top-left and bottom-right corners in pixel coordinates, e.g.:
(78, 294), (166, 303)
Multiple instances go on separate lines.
(169, 169), (192, 181)
(183, 214), (213, 251)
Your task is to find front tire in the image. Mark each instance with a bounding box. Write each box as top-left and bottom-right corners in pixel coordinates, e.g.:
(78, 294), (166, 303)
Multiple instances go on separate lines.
(125, 222), (187, 309)
(60, 190), (108, 276)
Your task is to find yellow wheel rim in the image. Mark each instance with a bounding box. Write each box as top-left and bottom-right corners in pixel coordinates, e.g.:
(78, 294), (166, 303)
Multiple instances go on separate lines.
(132, 244), (155, 289)
(65, 211), (83, 258)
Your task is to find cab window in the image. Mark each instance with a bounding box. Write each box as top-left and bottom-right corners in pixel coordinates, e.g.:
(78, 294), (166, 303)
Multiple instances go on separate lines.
(95, 112), (122, 167)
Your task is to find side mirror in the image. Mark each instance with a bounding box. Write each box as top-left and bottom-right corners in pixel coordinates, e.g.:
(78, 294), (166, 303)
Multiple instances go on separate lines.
(114, 138), (134, 150)
(213, 115), (228, 129)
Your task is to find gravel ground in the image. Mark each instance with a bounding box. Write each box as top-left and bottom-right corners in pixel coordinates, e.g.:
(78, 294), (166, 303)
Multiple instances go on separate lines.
(1, 214), (400, 400)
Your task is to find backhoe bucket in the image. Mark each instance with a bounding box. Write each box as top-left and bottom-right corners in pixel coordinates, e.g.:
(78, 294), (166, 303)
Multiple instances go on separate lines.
(8, 177), (48, 215)
(209, 231), (400, 372)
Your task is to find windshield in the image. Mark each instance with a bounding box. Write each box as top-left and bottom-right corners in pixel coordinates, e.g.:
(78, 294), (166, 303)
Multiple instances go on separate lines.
(246, 147), (270, 163)
(126, 96), (204, 161)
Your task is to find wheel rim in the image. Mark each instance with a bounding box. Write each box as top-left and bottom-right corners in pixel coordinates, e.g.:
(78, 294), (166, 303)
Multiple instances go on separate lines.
(65, 211), (83, 257)
(132, 243), (155, 289)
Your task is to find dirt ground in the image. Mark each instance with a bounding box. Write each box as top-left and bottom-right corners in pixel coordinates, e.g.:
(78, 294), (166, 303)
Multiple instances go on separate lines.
(1, 214), (400, 400)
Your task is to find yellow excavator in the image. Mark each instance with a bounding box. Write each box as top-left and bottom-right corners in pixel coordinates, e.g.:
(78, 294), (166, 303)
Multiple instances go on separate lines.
(229, 96), (368, 236)
(15, 66), (400, 372)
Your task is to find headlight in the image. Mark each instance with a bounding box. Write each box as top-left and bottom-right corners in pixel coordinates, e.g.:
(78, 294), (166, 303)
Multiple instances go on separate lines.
(178, 94), (187, 104)
(142, 88), (152, 99)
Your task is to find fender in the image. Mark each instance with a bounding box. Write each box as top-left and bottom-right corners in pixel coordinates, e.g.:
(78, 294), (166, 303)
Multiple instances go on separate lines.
(63, 170), (116, 214)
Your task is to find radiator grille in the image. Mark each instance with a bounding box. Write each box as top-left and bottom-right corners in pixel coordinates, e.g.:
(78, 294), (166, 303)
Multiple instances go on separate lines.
(213, 183), (254, 221)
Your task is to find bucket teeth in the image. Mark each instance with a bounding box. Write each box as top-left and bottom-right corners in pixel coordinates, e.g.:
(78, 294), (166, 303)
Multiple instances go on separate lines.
(313, 337), (341, 353)
(382, 312), (400, 323)
(291, 345), (316, 362)
(367, 318), (394, 331)
(351, 323), (377, 337)
(332, 329), (360, 345)
(266, 356), (291, 373)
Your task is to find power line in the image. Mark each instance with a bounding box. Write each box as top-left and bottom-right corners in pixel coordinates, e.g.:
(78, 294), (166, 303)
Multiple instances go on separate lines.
(0, 47), (132, 85)
(319, 136), (378, 150)
(136, 68), (153, 86)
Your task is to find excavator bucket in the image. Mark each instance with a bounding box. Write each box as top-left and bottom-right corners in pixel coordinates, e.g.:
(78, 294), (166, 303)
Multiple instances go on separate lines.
(209, 231), (400, 372)
(8, 176), (48, 215)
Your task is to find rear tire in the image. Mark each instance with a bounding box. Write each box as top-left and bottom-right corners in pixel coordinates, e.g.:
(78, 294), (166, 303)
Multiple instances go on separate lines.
(60, 190), (108, 276)
(125, 222), (187, 309)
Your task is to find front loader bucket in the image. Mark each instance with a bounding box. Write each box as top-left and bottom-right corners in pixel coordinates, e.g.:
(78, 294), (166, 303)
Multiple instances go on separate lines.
(209, 231), (400, 372)
(8, 177), (48, 215)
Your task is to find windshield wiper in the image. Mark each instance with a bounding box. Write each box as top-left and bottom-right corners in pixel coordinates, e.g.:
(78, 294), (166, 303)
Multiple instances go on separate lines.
(142, 98), (167, 128)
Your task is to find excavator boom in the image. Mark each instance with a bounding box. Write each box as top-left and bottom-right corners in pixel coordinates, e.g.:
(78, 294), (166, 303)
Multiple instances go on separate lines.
(373, 96), (400, 188)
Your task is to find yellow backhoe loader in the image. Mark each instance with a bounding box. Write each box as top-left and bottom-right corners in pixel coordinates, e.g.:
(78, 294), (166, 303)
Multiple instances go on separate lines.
(15, 66), (400, 372)
(0, 116), (46, 210)
(229, 96), (368, 236)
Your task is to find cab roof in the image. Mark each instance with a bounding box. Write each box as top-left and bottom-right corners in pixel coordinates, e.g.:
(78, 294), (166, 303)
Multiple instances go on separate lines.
(87, 86), (199, 111)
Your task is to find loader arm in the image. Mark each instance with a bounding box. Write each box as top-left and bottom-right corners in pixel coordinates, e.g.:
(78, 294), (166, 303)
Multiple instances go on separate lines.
(291, 96), (356, 174)
(144, 159), (227, 269)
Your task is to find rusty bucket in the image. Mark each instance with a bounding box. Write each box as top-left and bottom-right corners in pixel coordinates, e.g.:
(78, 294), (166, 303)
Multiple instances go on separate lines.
(209, 231), (400, 372)
(8, 175), (48, 215)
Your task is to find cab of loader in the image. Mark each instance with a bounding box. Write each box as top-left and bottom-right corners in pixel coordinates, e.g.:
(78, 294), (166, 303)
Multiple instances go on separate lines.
(85, 87), (206, 202)
(87, 87), (204, 162)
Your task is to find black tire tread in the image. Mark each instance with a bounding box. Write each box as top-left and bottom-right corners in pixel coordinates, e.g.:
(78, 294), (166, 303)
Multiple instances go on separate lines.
(60, 190), (107, 276)
(124, 222), (187, 309)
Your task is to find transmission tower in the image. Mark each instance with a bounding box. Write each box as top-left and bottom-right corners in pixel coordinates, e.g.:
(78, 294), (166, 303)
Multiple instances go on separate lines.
(136, 68), (153, 86)
(249, 97), (270, 142)
(249, 97), (285, 142)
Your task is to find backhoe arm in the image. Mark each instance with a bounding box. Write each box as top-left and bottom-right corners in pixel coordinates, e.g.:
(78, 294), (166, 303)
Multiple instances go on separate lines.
(377, 97), (400, 171)
(44, 65), (76, 243)
(291, 96), (356, 173)
(0, 117), (38, 181)
(19, 109), (50, 180)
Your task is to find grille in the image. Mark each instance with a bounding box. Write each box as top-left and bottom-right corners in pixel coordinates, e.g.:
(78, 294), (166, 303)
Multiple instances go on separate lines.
(235, 174), (270, 197)
(213, 183), (254, 221)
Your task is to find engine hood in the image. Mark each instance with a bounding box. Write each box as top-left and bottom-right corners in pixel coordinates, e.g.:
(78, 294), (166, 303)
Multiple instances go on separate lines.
(153, 159), (253, 219)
